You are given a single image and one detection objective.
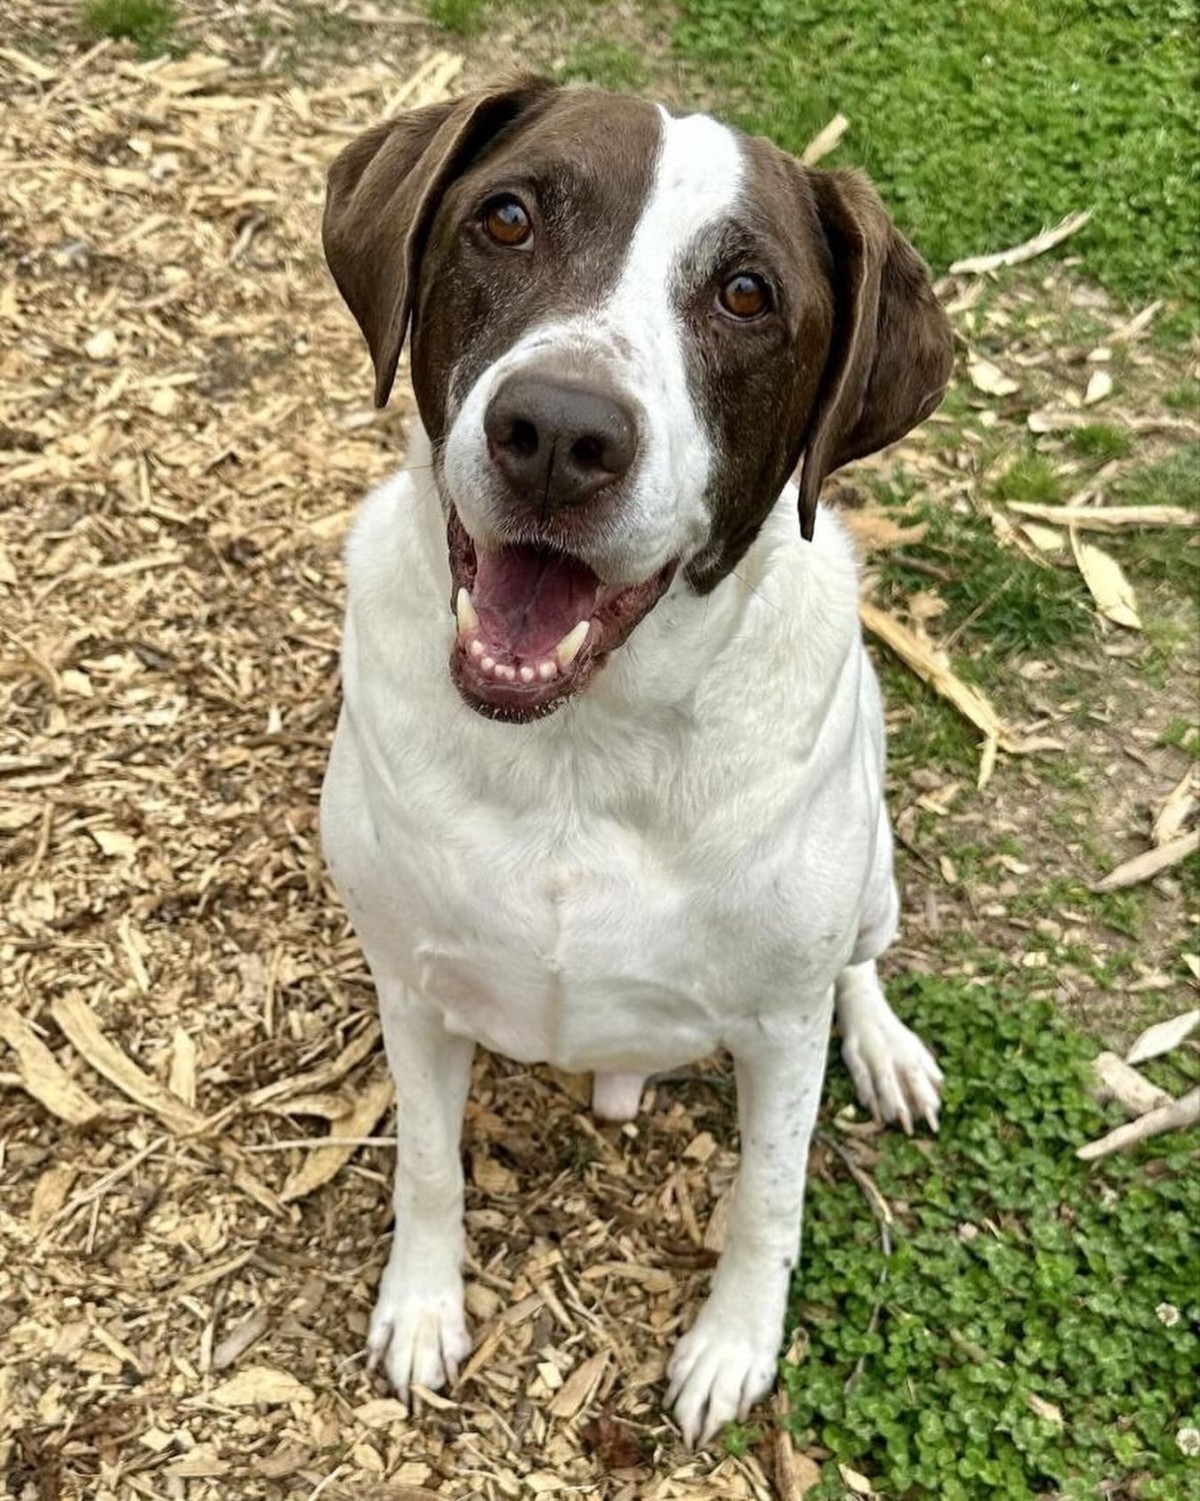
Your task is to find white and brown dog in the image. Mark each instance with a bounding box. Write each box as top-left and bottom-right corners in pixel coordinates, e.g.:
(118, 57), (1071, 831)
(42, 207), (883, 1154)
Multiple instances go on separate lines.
(319, 78), (953, 1448)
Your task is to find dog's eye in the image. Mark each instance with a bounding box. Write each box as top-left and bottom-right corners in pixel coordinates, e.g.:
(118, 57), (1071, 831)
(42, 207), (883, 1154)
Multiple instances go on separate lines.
(719, 272), (771, 320)
(481, 196), (533, 248)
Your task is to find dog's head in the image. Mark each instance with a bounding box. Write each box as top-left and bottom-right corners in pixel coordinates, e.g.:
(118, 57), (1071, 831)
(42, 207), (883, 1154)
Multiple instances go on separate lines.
(323, 80), (953, 721)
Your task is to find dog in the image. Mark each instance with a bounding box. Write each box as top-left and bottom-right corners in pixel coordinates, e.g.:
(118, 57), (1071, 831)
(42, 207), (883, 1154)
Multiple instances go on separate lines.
(318, 77), (953, 1448)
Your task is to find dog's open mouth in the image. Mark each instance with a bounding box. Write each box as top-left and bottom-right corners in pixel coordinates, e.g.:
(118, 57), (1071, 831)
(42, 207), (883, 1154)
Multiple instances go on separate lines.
(447, 512), (675, 721)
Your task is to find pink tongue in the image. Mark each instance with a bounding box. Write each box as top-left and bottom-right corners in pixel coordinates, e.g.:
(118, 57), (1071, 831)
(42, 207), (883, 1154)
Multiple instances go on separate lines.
(472, 544), (600, 659)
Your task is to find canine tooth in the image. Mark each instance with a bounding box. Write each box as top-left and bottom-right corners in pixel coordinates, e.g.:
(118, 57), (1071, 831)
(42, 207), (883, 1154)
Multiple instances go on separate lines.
(554, 620), (590, 670)
(468, 639), (485, 659)
(480, 655), (495, 673)
(538, 661), (557, 681)
(455, 587), (479, 637)
(519, 665), (536, 683)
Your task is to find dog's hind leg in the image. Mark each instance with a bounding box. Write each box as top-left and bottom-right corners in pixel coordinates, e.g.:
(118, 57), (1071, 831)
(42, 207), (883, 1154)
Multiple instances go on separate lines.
(367, 975), (475, 1401)
(592, 1071), (646, 1122)
(835, 958), (943, 1134)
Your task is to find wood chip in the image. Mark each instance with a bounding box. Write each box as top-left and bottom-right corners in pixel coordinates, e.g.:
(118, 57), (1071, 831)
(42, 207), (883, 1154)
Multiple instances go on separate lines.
(1152, 768), (1198, 847)
(838, 1462), (875, 1495)
(1125, 1009), (1200, 1065)
(280, 1067), (394, 1203)
(1083, 369), (1113, 405)
(1109, 301), (1162, 342)
(50, 992), (200, 1135)
(211, 1306), (271, 1372)
(1027, 1394), (1064, 1426)
(1069, 530), (1141, 629)
(0, 1004), (102, 1126)
(842, 509), (928, 552)
(168, 1026), (197, 1107)
(967, 354), (1019, 397)
(548, 1350), (610, 1419)
(208, 1365), (313, 1406)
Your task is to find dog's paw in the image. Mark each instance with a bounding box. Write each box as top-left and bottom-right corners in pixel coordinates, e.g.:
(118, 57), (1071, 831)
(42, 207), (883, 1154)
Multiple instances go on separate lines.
(367, 1261), (470, 1400)
(666, 1304), (779, 1449)
(841, 1008), (943, 1134)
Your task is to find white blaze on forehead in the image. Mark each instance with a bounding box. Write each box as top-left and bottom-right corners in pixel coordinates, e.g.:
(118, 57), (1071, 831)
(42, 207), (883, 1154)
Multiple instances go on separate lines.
(586, 106), (745, 568)
(640, 105), (746, 258)
(605, 104), (745, 346)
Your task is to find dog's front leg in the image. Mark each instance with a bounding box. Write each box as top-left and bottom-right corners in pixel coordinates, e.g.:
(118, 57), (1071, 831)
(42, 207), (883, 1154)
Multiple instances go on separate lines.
(367, 979), (474, 1400)
(667, 998), (833, 1448)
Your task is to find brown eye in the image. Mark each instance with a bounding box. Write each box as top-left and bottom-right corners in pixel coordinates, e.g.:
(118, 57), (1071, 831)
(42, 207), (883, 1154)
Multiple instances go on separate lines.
(719, 272), (770, 320)
(482, 196), (532, 248)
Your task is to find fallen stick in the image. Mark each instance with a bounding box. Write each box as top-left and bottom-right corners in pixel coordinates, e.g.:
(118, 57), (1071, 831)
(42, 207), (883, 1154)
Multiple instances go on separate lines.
(802, 112), (850, 166)
(859, 600), (1060, 787)
(1077, 1087), (1200, 1161)
(1004, 501), (1198, 532)
(949, 209), (1093, 276)
(1152, 768), (1199, 847)
(1090, 1052), (1171, 1118)
(1092, 830), (1200, 893)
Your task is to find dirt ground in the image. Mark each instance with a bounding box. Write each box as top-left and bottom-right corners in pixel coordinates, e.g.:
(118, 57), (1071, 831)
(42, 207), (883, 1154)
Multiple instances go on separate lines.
(1, 7), (1197, 1501)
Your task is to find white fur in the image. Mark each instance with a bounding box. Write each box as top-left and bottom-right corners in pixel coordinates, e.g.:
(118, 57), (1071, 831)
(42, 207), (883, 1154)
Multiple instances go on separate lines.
(443, 108), (744, 584)
(322, 107), (943, 1450)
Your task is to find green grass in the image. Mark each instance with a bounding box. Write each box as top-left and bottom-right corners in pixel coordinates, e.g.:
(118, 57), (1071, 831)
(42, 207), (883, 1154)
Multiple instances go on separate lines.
(82, 0), (176, 53)
(1107, 445), (1200, 598)
(788, 973), (1200, 1499)
(431, 2), (1197, 332)
(1068, 423), (1135, 465)
(428, 0), (491, 35)
(669, 0), (1198, 331)
(879, 496), (1095, 666)
(881, 661), (980, 778)
(1157, 718), (1199, 754)
(993, 454), (1068, 508)
(1164, 381), (1200, 415)
(564, 39), (654, 90)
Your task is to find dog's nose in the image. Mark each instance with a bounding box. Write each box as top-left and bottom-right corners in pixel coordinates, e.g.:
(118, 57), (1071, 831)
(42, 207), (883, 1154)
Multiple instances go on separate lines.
(484, 374), (638, 510)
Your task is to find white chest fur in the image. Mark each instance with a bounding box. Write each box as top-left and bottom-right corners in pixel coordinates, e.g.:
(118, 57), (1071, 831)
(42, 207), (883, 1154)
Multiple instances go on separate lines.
(320, 437), (897, 1075)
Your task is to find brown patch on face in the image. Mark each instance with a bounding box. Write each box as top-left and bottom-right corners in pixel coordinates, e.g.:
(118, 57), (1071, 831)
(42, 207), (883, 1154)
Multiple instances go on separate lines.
(677, 132), (954, 594)
(677, 136), (836, 593)
(407, 89), (662, 444)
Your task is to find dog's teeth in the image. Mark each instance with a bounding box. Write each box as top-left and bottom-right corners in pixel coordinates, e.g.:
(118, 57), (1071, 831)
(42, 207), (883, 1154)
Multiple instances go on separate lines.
(468, 639), (485, 659)
(519, 665), (536, 683)
(554, 620), (590, 670)
(455, 587), (479, 637)
(480, 655), (495, 673)
(538, 660), (557, 682)
(497, 664), (516, 682)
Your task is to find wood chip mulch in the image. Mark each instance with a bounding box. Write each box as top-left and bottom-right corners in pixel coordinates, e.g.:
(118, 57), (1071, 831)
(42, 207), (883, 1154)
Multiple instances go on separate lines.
(0, 31), (799, 1501)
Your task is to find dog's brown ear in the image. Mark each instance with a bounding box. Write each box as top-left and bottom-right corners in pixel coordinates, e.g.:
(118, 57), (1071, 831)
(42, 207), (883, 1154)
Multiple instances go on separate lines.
(323, 78), (556, 408)
(796, 169), (954, 539)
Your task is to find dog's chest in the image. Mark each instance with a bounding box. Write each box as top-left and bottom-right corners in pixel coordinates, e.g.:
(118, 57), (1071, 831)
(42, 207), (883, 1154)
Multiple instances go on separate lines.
(325, 710), (852, 1074)
(417, 822), (716, 1070)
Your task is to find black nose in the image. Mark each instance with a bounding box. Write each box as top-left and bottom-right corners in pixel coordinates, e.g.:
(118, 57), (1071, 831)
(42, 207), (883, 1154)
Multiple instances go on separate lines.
(484, 374), (638, 511)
